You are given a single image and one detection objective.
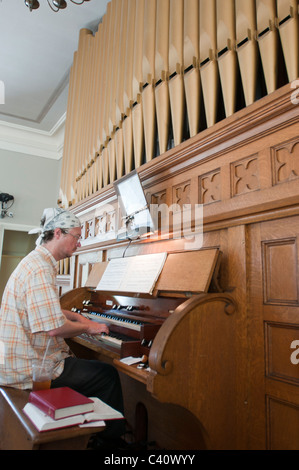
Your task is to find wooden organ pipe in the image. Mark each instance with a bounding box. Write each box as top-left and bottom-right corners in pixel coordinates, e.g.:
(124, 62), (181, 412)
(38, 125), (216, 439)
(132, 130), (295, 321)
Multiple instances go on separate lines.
(85, 32), (95, 197)
(74, 30), (92, 203)
(103, 2), (114, 149)
(107, 136), (116, 186)
(106, 1), (118, 185)
(115, 0), (126, 183)
(80, 30), (94, 201)
(92, 25), (103, 194)
(59, 0), (298, 208)
(87, 32), (96, 198)
(64, 258), (69, 277)
(58, 258), (70, 276)
(122, 0), (135, 175)
(256, 0), (279, 94)
(168, 0), (186, 147)
(73, 49), (83, 203)
(108, 0), (122, 184)
(235, 0), (258, 107)
(101, 1), (113, 188)
(199, 0), (219, 128)
(63, 51), (80, 206)
(108, 0), (121, 139)
(77, 32), (88, 201)
(132, 0), (145, 170)
(115, 0), (127, 129)
(97, 12), (109, 192)
(184, 0), (200, 138)
(114, 0), (127, 180)
(277, 0), (299, 82)
(60, 56), (76, 207)
(71, 52), (82, 205)
(83, 36), (91, 198)
(216, 0), (238, 118)
(88, 30), (96, 196)
(101, 147), (109, 189)
(155, 0), (171, 155)
(142, 0), (156, 163)
(65, 59), (78, 207)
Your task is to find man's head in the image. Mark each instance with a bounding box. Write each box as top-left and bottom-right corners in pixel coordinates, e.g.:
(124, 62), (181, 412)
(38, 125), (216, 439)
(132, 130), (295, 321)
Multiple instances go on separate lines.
(29, 208), (82, 260)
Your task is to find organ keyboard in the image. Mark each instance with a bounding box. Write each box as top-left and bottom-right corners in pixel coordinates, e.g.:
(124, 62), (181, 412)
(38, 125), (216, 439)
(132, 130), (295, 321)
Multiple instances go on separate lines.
(61, 249), (238, 449)
(68, 290), (182, 358)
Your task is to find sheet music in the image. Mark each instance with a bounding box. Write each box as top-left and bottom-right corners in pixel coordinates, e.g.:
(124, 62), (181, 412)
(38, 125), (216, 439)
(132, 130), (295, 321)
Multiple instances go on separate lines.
(96, 252), (167, 294)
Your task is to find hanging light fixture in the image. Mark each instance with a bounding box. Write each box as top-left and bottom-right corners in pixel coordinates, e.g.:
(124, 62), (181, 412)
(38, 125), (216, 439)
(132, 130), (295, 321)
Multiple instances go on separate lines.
(24, 0), (91, 12)
(48, 0), (67, 11)
(24, 0), (39, 11)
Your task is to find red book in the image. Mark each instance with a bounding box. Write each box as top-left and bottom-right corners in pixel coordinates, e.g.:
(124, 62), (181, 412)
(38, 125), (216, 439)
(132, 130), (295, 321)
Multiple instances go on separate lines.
(29, 387), (94, 420)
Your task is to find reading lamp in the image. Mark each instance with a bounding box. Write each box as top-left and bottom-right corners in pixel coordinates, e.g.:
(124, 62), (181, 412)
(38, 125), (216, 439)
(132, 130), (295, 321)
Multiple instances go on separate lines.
(113, 171), (155, 241)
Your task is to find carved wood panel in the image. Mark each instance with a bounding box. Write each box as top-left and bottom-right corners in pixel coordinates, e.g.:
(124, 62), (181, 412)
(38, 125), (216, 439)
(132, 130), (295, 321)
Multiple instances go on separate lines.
(272, 139), (299, 185)
(199, 169), (221, 204)
(172, 181), (191, 207)
(231, 155), (260, 197)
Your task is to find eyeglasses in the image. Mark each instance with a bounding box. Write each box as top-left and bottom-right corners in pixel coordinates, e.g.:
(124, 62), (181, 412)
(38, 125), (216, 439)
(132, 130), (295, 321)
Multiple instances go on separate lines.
(61, 230), (82, 242)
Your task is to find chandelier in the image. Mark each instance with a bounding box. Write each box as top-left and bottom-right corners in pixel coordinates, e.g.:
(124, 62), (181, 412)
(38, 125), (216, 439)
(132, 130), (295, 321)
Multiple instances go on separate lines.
(25, 1), (91, 12)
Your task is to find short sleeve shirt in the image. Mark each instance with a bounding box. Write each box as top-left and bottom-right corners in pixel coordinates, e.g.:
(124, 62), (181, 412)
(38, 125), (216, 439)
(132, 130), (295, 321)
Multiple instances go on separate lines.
(0, 246), (70, 389)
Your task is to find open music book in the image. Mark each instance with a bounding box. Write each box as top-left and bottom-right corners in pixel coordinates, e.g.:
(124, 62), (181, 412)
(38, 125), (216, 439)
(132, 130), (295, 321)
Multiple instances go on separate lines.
(23, 397), (124, 432)
(96, 252), (167, 294)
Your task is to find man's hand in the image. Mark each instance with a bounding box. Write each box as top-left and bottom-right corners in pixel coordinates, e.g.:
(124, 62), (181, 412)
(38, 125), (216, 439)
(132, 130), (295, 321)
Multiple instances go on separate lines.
(48, 309), (109, 338)
(85, 321), (109, 336)
(63, 309), (109, 335)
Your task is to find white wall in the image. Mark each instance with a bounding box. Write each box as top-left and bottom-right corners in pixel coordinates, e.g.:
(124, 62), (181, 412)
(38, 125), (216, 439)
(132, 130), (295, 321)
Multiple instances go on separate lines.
(0, 148), (62, 228)
(0, 148), (62, 279)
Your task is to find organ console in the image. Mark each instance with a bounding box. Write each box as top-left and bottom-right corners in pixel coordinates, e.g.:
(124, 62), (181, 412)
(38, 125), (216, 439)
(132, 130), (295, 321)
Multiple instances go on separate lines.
(65, 290), (179, 359)
(61, 248), (238, 449)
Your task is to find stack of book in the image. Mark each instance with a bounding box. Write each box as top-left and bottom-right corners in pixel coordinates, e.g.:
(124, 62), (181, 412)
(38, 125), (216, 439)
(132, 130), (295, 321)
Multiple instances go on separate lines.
(23, 386), (124, 432)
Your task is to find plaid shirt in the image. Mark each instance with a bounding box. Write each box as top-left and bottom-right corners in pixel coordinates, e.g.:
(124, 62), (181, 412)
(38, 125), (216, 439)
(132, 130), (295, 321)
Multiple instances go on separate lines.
(0, 245), (70, 389)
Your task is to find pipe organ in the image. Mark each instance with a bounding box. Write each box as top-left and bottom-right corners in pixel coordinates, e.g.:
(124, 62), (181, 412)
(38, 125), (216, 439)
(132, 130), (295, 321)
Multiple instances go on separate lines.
(57, 0), (299, 451)
(59, 0), (299, 209)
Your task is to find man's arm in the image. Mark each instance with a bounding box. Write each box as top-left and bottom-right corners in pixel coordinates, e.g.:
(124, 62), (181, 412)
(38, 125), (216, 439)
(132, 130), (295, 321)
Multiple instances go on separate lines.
(47, 309), (109, 338)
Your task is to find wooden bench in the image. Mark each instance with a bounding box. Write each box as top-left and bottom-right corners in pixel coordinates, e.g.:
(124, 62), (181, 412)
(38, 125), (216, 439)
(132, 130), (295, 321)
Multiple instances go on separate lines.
(0, 386), (104, 450)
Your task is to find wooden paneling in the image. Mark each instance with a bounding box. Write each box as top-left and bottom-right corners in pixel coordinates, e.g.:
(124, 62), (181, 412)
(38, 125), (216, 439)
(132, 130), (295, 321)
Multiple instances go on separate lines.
(262, 239), (298, 305)
(248, 215), (299, 449)
(266, 397), (299, 450)
(58, 81), (299, 449)
(265, 322), (299, 384)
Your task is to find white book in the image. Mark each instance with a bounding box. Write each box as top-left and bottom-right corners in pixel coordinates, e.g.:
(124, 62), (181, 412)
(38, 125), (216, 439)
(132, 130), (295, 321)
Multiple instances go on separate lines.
(23, 397), (124, 432)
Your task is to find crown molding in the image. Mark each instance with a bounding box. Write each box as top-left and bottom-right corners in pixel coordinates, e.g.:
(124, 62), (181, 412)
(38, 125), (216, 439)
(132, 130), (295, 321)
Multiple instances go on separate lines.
(0, 114), (66, 160)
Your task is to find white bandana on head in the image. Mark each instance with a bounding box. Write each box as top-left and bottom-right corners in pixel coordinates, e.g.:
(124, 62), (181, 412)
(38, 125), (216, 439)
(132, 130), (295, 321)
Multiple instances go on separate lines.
(29, 208), (81, 245)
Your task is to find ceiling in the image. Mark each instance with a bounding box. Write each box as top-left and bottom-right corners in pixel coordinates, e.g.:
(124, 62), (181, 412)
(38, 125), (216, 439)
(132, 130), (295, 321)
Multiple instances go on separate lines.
(0, 0), (109, 159)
